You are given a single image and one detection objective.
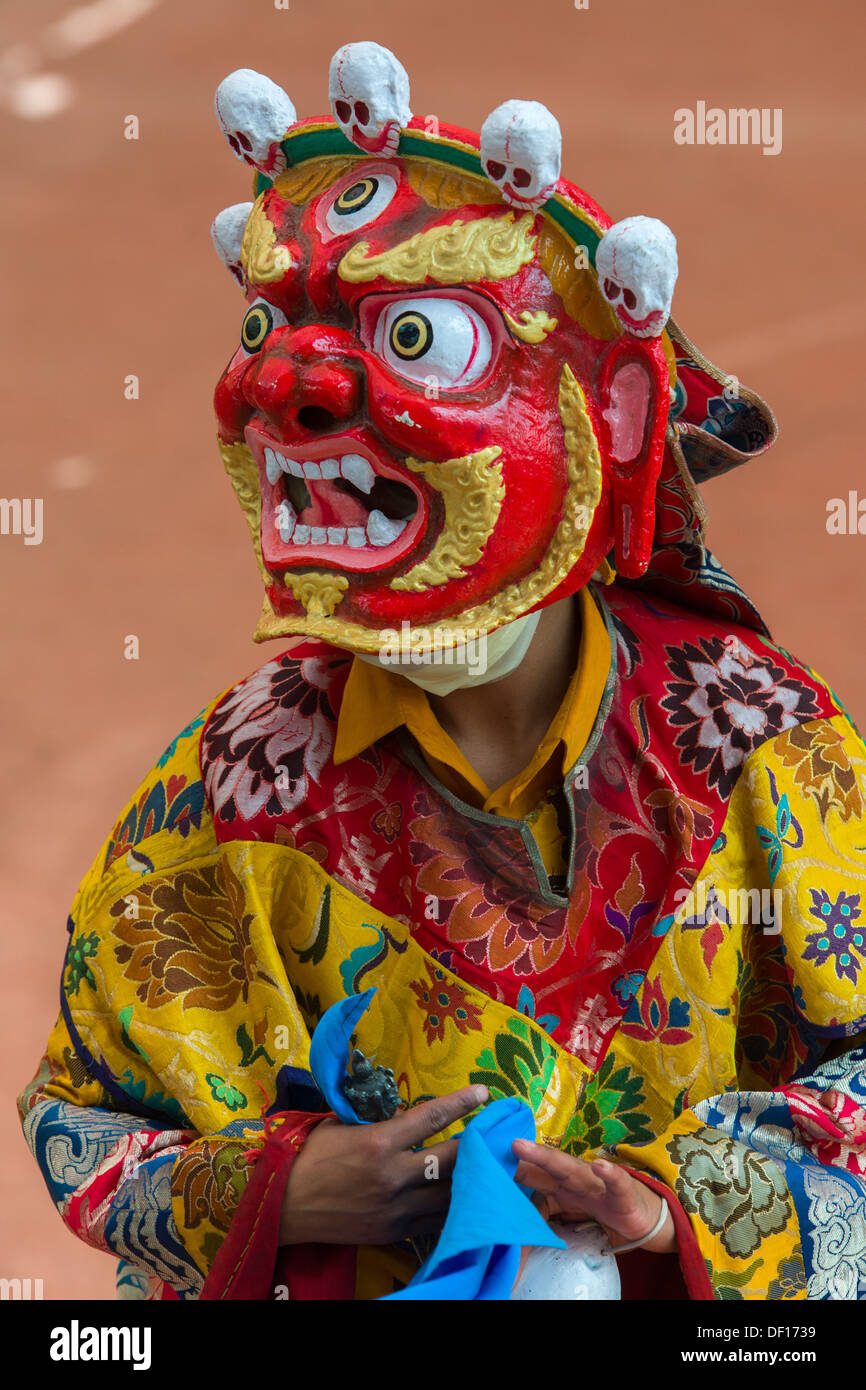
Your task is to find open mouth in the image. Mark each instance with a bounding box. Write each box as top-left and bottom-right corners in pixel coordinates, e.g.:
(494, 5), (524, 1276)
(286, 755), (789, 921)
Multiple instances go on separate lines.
(617, 305), (664, 334)
(246, 427), (426, 573)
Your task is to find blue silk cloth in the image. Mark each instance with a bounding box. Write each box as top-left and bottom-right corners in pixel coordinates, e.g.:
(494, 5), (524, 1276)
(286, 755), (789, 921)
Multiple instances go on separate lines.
(309, 991), (564, 1299)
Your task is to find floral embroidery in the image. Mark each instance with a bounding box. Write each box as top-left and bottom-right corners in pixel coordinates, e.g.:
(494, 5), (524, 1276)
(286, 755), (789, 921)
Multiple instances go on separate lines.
(804, 889), (865, 985)
(202, 652), (345, 823)
(680, 883), (732, 973)
(802, 1166), (866, 1300)
(204, 1074), (247, 1112)
(771, 721), (862, 824)
(371, 801), (403, 843)
(409, 963), (484, 1046)
(667, 1125), (792, 1259)
(660, 638), (820, 798)
(171, 1138), (255, 1233)
(273, 824), (328, 864)
(66, 932), (99, 995)
(603, 859), (657, 942)
(516, 984), (560, 1035)
(410, 791), (572, 976)
(104, 773), (205, 873)
(156, 714), (206, 769)
(755, 769), (804, 885)
(766, 1246), (807, 1300)
(562, 1052), (652, 1152)
(110, 860), (278, 1011)
(620, 976), (692, 1046)
(469, 1016), (557, 1109)
(645, 787), (714, 858)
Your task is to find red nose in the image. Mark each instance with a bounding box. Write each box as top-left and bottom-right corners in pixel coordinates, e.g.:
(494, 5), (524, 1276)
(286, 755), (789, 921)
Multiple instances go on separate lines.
(243, 326), (362, 436)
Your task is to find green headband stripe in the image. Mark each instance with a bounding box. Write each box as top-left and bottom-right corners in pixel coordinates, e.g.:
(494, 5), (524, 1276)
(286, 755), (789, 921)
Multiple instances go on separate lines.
(254, 126), (601, 263)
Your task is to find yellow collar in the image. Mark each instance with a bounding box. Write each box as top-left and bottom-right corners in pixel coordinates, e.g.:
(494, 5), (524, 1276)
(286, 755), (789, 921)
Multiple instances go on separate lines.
(334, 585), (611, 818)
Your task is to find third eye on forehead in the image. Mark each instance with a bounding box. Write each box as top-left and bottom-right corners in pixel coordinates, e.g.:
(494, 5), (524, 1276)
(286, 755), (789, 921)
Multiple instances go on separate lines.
(334, 179), (378, 214)
(320, 171), (398, 238)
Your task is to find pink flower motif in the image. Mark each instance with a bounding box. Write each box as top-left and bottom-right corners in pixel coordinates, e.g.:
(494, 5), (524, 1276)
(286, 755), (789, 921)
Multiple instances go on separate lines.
(782, 1083), (866, 1176)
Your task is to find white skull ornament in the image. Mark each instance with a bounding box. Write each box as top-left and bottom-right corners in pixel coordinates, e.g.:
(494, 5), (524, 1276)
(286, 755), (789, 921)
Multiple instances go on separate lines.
(328, 42), (412, 157)
(595, 216), (678, 338)
(214, 69), (297, 178)
(480, 100), (562, 211)
(211, 203), (254, 287)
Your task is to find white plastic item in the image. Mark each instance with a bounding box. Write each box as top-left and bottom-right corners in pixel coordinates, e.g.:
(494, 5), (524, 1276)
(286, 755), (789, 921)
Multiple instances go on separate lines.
(510, 1221), (621, 1300)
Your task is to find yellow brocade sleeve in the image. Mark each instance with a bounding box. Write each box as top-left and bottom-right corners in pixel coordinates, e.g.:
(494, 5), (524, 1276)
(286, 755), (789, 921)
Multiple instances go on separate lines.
(17, 705), (311, 1295)
(616, 714), (866, 1300)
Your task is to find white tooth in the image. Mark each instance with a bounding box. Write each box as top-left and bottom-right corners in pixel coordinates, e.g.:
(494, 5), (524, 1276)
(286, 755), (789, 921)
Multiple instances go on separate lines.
(340, 453), (374, 494)
(367, 510), (408, 547)
(292, 525), (310, 545)
(327, 527), (347, 545)
(276, 500), (296, 542)
(284, 457), (303, 477)
(347, 527), (366, 548)
(310, 527), (327, 544)
(320, 458), (340, 479)
(265, 448), (282, 485)
(303, 461), (322, 479)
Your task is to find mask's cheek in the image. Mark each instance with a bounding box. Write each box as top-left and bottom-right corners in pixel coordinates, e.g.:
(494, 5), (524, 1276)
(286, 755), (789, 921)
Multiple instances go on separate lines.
(343, 355), (576, 628)
(214, 355), (255, 443)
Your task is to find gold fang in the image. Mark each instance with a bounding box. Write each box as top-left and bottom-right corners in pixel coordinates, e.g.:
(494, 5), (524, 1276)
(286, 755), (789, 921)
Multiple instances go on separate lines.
(391, 448), (504, 591)
(285, 572), (349, 619)
(241, 195), (293, 285)
(338, 212), (537, 286)
(502, 309), (558, 343)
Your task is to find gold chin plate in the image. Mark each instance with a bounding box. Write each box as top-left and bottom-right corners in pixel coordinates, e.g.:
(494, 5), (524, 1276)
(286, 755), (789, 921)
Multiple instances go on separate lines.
(284, 572), (349, 619)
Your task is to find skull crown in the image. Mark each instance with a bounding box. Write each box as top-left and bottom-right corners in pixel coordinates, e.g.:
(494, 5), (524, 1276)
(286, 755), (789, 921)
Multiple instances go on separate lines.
(211, 44), (678, 344)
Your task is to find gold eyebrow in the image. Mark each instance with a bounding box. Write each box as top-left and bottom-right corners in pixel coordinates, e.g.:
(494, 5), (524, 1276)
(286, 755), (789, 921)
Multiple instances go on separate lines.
(337, 212), (537, 286)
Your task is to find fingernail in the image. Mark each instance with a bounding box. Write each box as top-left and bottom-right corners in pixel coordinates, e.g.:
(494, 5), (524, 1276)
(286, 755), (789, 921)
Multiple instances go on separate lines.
(472, 1085), (488, 1104)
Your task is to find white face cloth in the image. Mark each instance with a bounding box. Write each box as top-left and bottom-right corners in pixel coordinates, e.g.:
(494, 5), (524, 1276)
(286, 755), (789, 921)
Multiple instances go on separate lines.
(355, 610), (542, 697)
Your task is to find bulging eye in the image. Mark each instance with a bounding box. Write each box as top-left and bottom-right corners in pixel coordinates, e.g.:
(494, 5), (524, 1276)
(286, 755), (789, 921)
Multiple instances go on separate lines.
(240, 298), (288, 355)
(373, 296), (493, 388)
(323, 172), (397, 236)
(389, 311), (433, 360)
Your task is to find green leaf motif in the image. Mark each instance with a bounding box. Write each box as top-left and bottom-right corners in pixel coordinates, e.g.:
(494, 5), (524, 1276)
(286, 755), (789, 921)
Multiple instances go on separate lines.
(66, 931), (100, 995)
(236, 1022), (275, 1069)
(469, 1016), (556, 1109)
(205, 1072), (247, 1112)
(709, 1256), (764, 1297)
(562, 1052), (653, 1153)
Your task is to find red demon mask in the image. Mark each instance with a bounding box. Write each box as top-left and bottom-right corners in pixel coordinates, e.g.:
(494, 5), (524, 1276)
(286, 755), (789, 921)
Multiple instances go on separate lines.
(211, 45), (681, 654)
